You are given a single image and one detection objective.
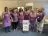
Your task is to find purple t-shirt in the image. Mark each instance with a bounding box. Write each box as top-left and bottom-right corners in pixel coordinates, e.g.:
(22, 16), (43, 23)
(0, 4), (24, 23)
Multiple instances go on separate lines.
(37, 13), (44, 22)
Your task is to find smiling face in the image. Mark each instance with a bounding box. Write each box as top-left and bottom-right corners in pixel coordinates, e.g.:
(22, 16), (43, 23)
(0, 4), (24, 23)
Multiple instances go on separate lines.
(20, 12), (23, 16)
(27, 10), (30, 14)
(13, 8), (18, 13)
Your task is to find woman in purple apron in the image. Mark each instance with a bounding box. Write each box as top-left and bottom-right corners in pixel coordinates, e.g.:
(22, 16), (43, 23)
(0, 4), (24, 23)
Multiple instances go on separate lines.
(3, 7), (11, 32)
(29, 10), (37, 31)
(11, 8), (18, 31)
(18, 11), (24, 30)
(24, 10), (30, 20)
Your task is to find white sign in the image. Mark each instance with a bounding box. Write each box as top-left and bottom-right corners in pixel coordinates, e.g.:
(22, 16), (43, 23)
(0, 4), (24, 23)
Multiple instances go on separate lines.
(23, 20), (30, 31)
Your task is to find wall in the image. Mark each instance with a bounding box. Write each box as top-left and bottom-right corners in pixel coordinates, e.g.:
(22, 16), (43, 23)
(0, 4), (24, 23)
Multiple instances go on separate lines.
(0, 1), (18, 16)
(0, 0), (26, 16)
(43, 4), (48, 16)
(0, 0), (48, 16)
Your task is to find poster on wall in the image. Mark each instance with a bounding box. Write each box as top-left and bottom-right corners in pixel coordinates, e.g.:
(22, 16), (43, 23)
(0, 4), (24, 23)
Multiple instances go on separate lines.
(25, 3), (33, 9)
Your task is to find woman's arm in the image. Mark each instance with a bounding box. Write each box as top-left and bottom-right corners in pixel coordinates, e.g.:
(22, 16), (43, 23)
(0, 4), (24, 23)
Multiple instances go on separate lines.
(10, 13), (13, 22)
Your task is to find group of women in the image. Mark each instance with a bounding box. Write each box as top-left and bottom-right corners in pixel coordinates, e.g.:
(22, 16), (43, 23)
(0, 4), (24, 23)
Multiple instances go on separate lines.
(2, 7), (44, 33)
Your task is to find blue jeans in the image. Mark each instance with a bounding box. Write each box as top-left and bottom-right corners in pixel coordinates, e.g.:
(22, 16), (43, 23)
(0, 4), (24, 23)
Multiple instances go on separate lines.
(30, 23), (37, 31)
(5, 26), (10, 32)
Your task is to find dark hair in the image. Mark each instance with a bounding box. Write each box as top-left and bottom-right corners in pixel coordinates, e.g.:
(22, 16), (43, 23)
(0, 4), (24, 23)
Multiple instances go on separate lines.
(4, 7), (8, 12)
(11, 9), (14, 13)
(10, 9), (13, 12)
(14, 8), (18, 9)
(12, 8), (18, 13)
(25, 8), (27, 11)
(38, 10), (42, 13)
(19, 8), (23, 12)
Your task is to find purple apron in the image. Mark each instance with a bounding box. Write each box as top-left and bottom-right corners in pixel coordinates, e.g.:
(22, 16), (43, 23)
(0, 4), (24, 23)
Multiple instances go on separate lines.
(3, 12), (11, 27)
(24, 14), (30, 20)
(18, 12), (24, 24)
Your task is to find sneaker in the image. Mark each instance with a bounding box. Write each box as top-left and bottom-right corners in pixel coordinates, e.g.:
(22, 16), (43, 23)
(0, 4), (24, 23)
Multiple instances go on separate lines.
(14, 29), (16, 31)
(8, 30), (11, 32)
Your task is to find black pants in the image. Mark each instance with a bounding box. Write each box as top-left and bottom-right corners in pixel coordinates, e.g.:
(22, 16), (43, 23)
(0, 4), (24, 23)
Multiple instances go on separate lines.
(11, 22), (18, 30)
(5, 26), (10, 32)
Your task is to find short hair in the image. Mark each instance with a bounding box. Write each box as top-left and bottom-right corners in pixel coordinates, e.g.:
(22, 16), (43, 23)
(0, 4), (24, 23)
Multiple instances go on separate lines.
(19, 8), (23, 12)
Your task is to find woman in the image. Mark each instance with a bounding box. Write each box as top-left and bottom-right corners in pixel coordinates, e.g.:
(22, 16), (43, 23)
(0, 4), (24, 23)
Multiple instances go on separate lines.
(24, 10), (30, 20)
(29, 10), (37, 31)
(18, 8), (24, 30)
(11, 8), (18, 31)
(2, 7), (11, 32)
(37, 9), (44, 23)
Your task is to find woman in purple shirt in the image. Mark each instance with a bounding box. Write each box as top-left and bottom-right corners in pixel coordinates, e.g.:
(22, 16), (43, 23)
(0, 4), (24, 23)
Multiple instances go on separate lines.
(29, 10), (37, 31)
(37, 9), (44, 22)
(3, 7), (11, 32)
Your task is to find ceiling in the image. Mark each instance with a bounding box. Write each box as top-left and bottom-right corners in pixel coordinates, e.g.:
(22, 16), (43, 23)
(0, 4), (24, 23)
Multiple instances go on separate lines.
(0, 0), (48, 3)
(0, 0), (48, 7)
(0, 0), (48, 4)
(0, 0), (47, 2)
